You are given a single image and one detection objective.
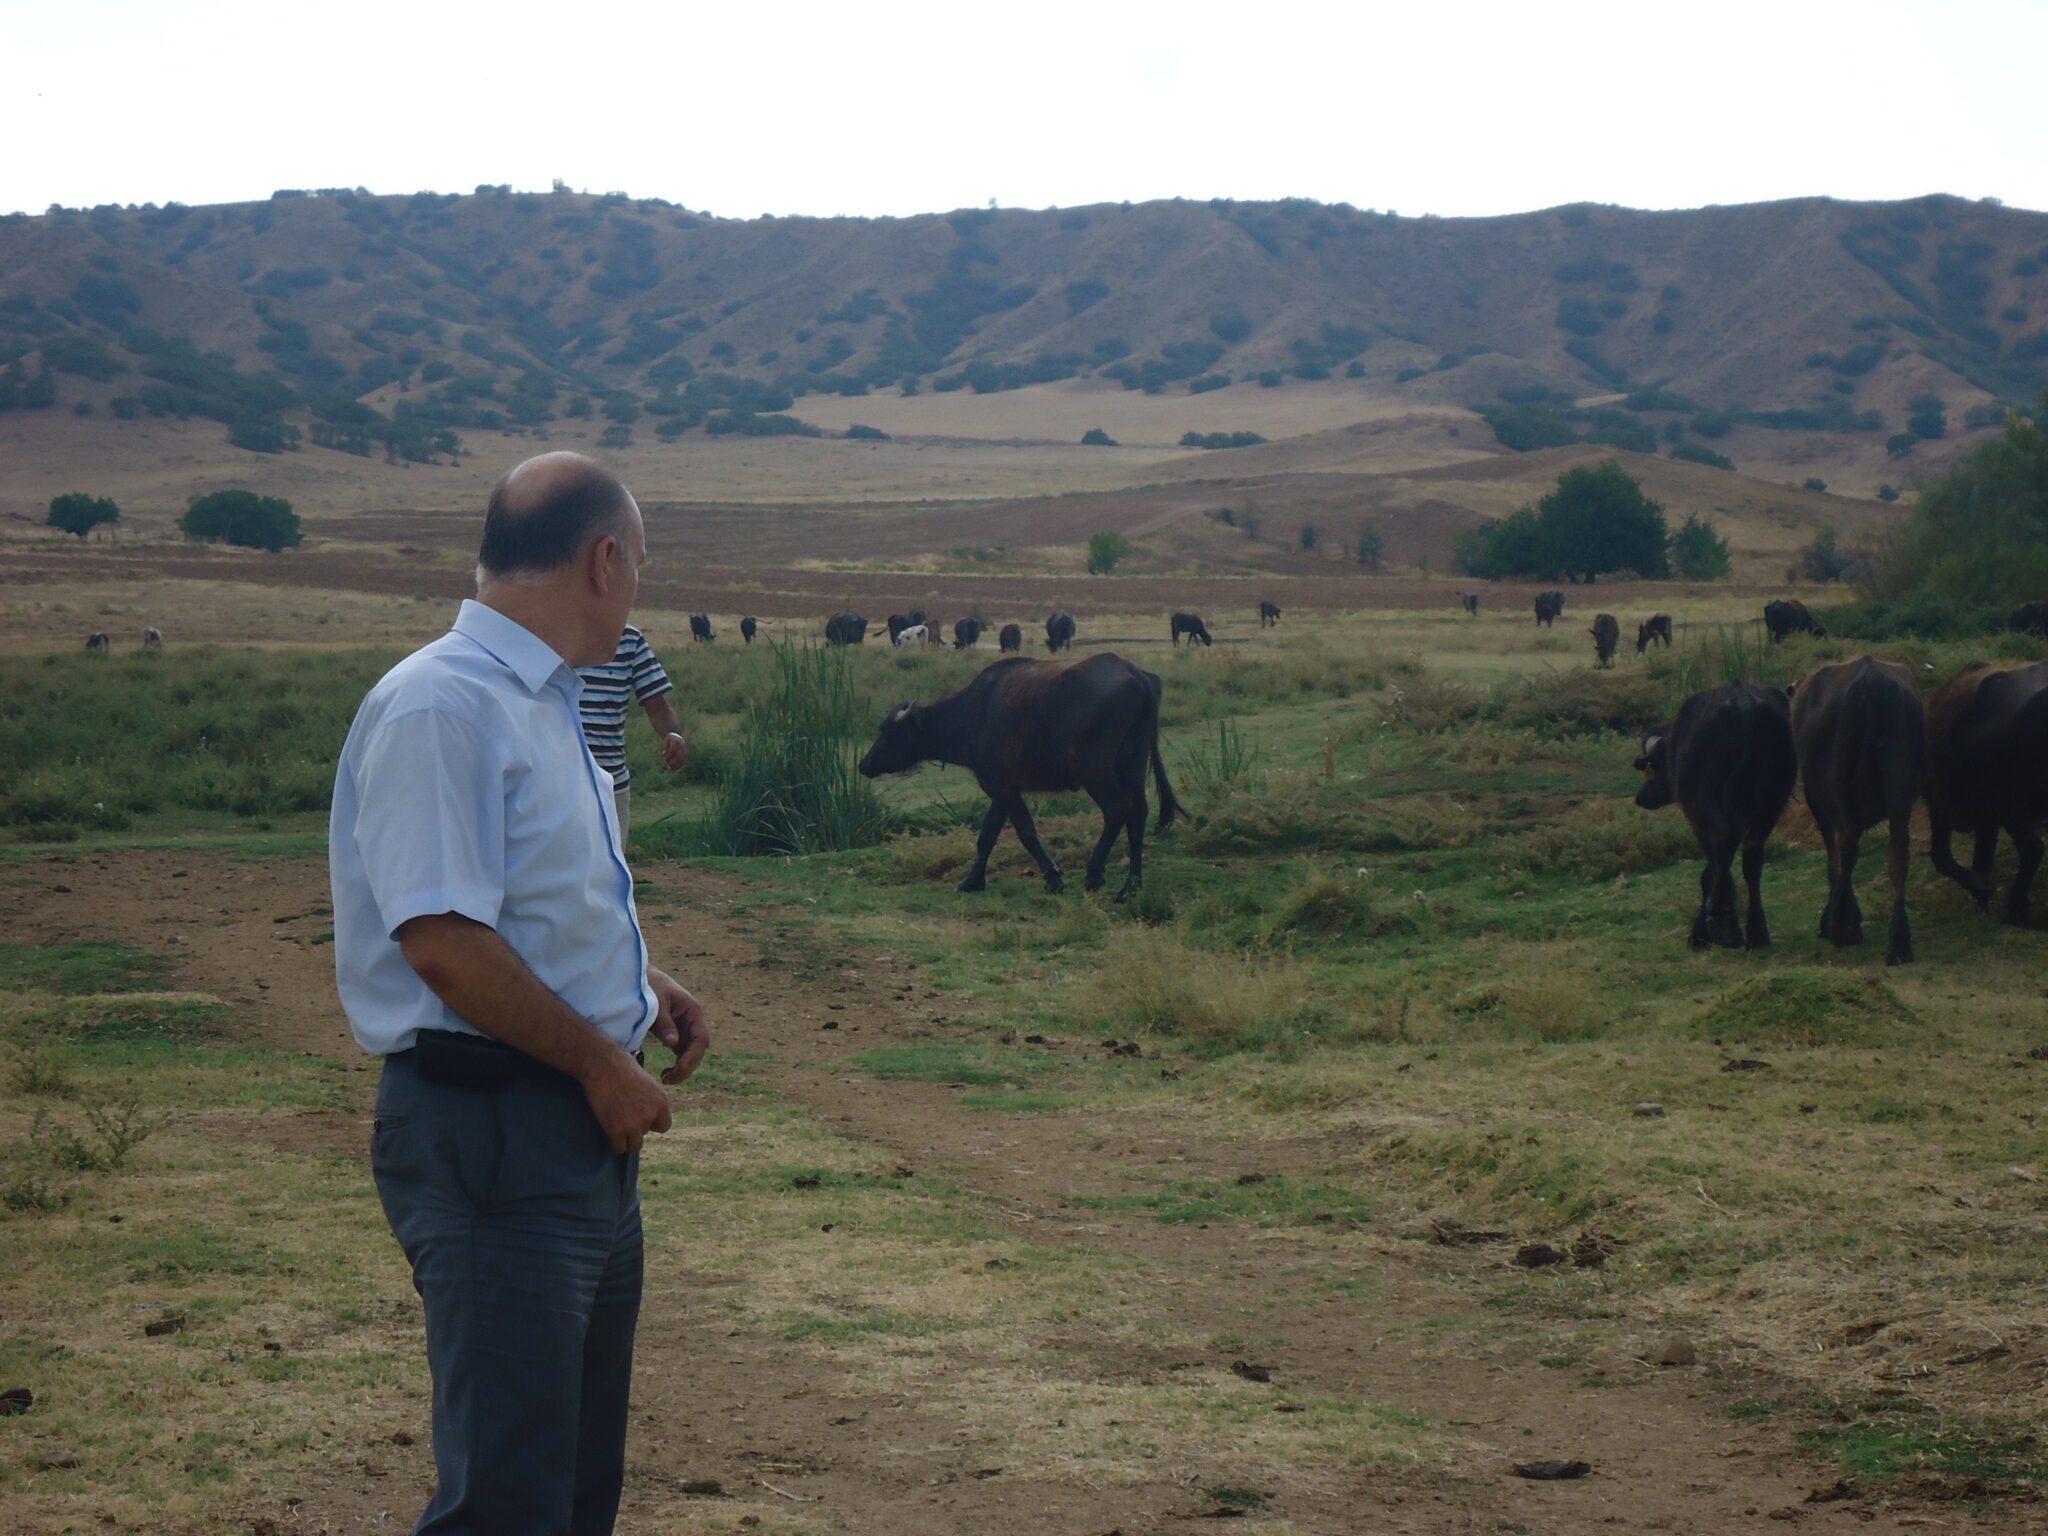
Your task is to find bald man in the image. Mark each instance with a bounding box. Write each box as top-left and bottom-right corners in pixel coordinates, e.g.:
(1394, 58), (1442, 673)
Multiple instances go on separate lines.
(330, 453), (711, 1535)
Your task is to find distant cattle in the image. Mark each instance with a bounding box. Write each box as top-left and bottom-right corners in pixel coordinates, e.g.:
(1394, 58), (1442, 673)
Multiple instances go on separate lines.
(1590, 613), (1620, 668)
(1924, 661), (2048, 922)
(998, 623), (1023, 653)
(1792, 656), (1925, 964)
(1046, 612), (1076, 652)
(1764, 599), (1826, 643)
(1170, 612), (1213, 647)
(689, 613), (714, 643)
(886, 614), (912, 643)
(85, 632), (109, 653)
(1534, 591), (1564, 627)
(142, 626), (164, 650)
(1258, 600), (1281, 628)
(893, 624), (928, 647)
(953, 617), (986, 650)
(740, 616), (758, 644)
(1461, 592), (1480, 617)
(2010, 601), (2048, 637)
(857, 653), (1180, 900)
(1636, 614), (1673, 653)
(1633, 682), (1798, 951)
(825, 612), (869, 646)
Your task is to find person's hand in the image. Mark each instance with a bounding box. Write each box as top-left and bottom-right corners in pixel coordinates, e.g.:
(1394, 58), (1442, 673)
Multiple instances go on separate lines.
(647, 964), (710, 1085)
(660, 732), (689, 773)
(578, 1045), (673, 1155)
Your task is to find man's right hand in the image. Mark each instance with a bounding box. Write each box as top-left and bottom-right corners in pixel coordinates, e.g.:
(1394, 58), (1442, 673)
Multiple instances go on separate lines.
(579, 1046), (673, 1155)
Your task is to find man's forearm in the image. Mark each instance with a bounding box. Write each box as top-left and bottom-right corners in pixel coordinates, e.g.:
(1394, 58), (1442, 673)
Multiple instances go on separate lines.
(644, 695), (682, 738)
(397, 913), (622, 1082)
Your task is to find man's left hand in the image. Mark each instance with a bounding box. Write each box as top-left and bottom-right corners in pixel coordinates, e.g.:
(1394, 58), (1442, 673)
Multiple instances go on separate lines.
(659, 733), (689, 773)
(647, 965), (710, 1085)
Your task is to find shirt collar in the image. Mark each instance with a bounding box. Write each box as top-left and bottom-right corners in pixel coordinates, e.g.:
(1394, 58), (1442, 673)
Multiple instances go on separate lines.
(452, 599), (572, 695)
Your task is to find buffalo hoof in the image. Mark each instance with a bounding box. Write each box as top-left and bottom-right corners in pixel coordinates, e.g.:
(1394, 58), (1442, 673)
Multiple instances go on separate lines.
(1745, 921), (1772, 952)
(1083, 870), (1106, 893)
(1886, 941), (1915, 965)
(955, 872), (988, 893)
(1043, 871), (1065, 895)
(1112, 881), (1139, 904)
(2006, 896), (2031, 925)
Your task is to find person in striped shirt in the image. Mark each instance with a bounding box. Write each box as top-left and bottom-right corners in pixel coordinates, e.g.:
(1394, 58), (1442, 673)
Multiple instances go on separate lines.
(577, 624), (687, 836)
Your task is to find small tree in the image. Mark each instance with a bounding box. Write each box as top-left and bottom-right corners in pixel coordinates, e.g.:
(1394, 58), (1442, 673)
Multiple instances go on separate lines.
(181, 490), (301, 552)
(1669, 514), (1731, 580)
(1086, 531), (1133, 575)
(47, 493), (120, 540)
(1299, 522), (1319, 552)
(1081, 426), (1117, 447)
(1793, 525), (1850, 583)
(1877, 483), (1901, 503)
(1537, 462), (1671, 581)
(1355, 525), (1385, 569)
(1802, 476), (1829, 493)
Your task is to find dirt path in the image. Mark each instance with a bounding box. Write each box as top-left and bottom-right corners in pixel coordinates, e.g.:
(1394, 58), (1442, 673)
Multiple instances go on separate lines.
(5, 848), (2025, 1532)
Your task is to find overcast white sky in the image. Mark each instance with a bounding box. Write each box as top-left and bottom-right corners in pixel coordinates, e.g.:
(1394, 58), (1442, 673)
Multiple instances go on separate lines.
(5, 0), (2045, 220)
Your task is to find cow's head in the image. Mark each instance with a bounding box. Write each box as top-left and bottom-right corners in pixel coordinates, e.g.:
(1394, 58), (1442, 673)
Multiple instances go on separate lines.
(858, 702), (926, 778)
(1633, 729), (1674, 810)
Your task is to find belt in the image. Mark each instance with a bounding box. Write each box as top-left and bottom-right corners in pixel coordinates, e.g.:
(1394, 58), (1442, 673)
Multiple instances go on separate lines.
(398, 1029), (642, 1091)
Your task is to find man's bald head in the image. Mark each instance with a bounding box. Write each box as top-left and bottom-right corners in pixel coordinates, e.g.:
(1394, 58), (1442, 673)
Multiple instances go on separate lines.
(477, 452), (639, 580)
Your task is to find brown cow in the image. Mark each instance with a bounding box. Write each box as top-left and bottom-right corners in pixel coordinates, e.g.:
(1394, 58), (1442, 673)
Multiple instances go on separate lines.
(1590, 613), (1620, 668)
(1792, 656), (1924, 963)
(1925, 661), (2048, 922)
(1636, 614), (1673, 653)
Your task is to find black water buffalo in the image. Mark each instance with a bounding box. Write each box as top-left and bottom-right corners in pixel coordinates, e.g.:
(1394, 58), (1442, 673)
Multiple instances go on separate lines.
(2010, 601), (2048, 637)
(886, 613), (911, 643)
(1764, 599), (1826, 643)
(1258, 600), (1281, 628)
(825, 612), (869, 645)
(1460, 592), (1480, 617)
(143, 626), (164, 650)
(1792, 656), (1924, 963)
(1925, 661), (2048, 921)
(1046, 612), (1076, 652)
(1590, 613), (1620, 668)
(858, 653), (1181, 900)
(998, 623), (1023, 653)
(1636, 614), (1673, 653)
(1170, 612), (1213, 647)
(1634, 683), (1798, 950)
(1534, 591), (1563, 627)
(953, 617), (986, 650)
(689, 613), (714, 642)
(85, 632), (109, 653)
(740, 616), (758, 644)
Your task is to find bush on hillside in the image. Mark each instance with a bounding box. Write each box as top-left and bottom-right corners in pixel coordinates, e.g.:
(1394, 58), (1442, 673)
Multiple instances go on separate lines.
(181, 490), (301, 552)
(47, 493), (120, 540)
(1081, 427), (1117, 446)
(1087, 531), (1133, 574)
(1179, 430), (1265, 450)
(1669, 442), (1734, 470)
(1670, 514), (1732, 579)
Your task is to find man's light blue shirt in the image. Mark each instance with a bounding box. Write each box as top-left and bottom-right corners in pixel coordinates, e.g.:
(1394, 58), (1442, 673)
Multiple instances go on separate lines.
(330, 599), (656, 1056)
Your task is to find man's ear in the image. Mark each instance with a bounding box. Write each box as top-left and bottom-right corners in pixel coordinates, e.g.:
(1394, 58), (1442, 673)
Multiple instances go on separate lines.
(586, 532), (622, 594)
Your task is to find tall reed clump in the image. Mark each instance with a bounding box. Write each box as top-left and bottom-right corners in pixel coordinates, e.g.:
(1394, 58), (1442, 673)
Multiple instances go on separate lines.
(695, 641), (893, 856)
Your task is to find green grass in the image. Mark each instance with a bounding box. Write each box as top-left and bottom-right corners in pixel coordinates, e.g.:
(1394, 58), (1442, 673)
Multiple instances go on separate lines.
(0, 941), (167, 995)
(1802, 1402), (2046, 1485)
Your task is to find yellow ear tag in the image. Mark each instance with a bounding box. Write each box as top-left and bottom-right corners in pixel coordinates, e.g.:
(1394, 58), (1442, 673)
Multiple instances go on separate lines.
(1638, 763), (1656, 779)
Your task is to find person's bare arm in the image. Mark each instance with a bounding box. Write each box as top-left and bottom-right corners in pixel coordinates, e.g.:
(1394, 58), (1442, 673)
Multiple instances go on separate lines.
(643, 694), (688, 772)
(397, 912), (671, 1153)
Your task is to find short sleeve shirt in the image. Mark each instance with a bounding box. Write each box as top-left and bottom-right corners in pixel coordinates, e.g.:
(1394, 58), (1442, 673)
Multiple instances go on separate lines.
(576, 626), (674, 788)
(328, 600), (656, 1056)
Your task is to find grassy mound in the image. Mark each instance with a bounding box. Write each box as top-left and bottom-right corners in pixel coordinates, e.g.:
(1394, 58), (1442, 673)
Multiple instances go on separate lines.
(1693, 969), (1914, 1047)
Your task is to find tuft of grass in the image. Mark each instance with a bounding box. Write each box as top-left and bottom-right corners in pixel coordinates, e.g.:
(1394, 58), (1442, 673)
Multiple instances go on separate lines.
(5, 1048), (76, 1098)
(1178, 718), (1261, 802)
(1264, 864), (1417, 944)
(1694, 970), (1914, 1048)
(0, 941), (167, 996)
(1506, 797), (1698, 880)
(1801, 1401), (2045, 1485)
(1076, 929), (1329, 1057)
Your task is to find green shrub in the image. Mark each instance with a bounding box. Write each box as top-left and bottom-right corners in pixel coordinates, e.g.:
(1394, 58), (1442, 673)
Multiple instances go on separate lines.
(1179, 431), (1265, 450)
(1081, 427), (1117, 447)
(1087, 531), (1133, 574)
(1670, 514), (1732, 579)
(47, 493), (120, 539)
(180, 490), (300, 551)
(1669, 442), (1734, 470)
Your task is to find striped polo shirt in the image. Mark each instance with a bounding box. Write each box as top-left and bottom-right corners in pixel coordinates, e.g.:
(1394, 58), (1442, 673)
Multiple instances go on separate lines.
(575, 626), (674, 789)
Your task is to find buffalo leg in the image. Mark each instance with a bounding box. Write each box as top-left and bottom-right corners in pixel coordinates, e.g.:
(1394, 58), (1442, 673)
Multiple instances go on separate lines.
(1884, 812), (1913, 964)
(1741, 833), (1771, 950)
(1709, 833), (1742, 948)
(956, 801), (1007, 892)
(1115, 792), (1149, 902)
(1815, 816), (1839, 940)
(1829, 825), (1867, 947)
(1006, 796), (1064, 894)
(2008, 825), (2043, 924)
(1928, 805), (1992, 910)
(1083, 792), (1124, 893)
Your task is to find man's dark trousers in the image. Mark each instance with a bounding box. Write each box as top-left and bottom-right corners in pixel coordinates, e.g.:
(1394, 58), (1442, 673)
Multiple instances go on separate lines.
(373, 1044), (643, 1536)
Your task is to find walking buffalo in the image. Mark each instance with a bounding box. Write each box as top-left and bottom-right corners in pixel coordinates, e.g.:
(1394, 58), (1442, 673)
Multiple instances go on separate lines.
(1534, 591), (1563, 627)
(1636, 614), (1673, 653)
(740, 616), (758, 644)
(1925, 661), (2048, 922)
(1046, 612), (1076, 652)
(857, 653), (1181, 900)
(1792, 656), (1924, 963)
(1258, 600), (1281, 628)
(689, 614), (714, 643)
(825, 612), (869, 645)
(1765, 599), (1826, 643)
(1461, 592), (1480, 617)
(1633, 682), (1798, 950)
(1170, 612), (1214, 647)
(998, 623), (1023, 653)
(1590, 613), (1620, 668)
(953, 617), (986, 650)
